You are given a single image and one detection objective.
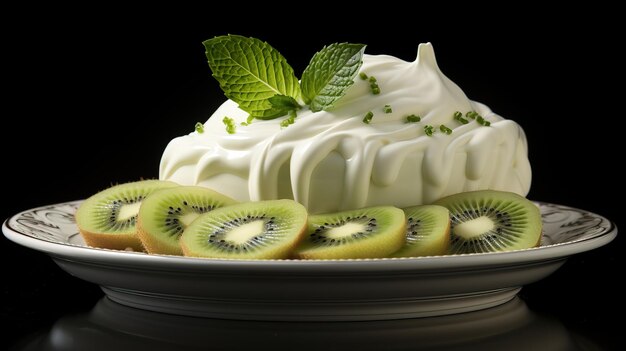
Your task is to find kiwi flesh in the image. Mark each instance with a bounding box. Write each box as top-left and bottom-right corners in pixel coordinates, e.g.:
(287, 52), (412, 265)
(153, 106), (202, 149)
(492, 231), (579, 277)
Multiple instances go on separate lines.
(75, 180), (179, 251)
(434, 190), (542, 254)
(137, 186), (237, 255)
(294, 206), (406, 259)
(391, 205), (450, 257)
(180, 199), (307, 259)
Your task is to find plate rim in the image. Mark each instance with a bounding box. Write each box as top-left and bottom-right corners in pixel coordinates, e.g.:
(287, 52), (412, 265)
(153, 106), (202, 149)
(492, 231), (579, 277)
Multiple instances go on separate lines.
(2, 200), (618, 273)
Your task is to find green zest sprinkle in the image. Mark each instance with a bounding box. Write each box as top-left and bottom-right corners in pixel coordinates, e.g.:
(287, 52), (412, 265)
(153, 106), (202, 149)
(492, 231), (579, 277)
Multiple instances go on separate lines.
(195, 122), (204, 133)
(466, 111), (479, 120)
(464, 110), (490, 126)
(280, 110), (298, 128)
(424, 125), (434, 136)
(439, 124), (453, 135)
(368, 76), (380, 95)
(475, 113), (490, 126)
(223, 116), (236, 134)
(241, 114), (256, 126)
(383, 104), (392, 113)
(476, 115), (491, 126)
(363, 111), (374, 124)
(453, 111), (468, 124)
(359, 72), (368, 80)
(406, 114), (421, 123)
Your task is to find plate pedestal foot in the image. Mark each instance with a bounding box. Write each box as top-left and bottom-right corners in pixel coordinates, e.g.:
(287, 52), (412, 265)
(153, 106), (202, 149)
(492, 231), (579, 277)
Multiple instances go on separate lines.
(102, 286), (521, 321)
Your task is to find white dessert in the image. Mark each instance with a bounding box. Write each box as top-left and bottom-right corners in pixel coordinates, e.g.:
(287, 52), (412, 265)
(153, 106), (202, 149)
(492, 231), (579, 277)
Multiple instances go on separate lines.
(160, 43), (531, 214)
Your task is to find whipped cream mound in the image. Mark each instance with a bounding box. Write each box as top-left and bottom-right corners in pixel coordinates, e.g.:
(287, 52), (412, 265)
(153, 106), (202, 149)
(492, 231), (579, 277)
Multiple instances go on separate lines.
(160, 43), (531, 214)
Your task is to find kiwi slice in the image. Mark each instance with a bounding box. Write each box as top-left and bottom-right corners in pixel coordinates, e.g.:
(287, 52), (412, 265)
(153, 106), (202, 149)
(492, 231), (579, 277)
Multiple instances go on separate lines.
(180, 199), (307, 259)
(75, 180), (178, 251)
(294, 206), (406, 259)
(391, 205), (450, 257)
(137, 186), (237, 255)
(434, 190), (542, 254)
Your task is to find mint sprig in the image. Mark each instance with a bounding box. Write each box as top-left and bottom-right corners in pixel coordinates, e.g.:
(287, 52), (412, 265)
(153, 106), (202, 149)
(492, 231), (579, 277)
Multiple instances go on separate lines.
(203, 35), (302, 119)
(301, 43), (366, 112)
(204, 35), (367, 121)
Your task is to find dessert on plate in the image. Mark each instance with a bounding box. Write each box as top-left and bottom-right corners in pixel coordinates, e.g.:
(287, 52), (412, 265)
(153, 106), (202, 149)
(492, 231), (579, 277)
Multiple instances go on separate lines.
(73, 36), (542, 259)
(160, 41), (531, 215)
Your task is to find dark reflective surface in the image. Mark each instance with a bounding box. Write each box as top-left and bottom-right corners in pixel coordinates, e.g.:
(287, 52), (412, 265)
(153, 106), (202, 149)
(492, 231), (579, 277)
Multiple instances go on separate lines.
(13, 297), (601, 351)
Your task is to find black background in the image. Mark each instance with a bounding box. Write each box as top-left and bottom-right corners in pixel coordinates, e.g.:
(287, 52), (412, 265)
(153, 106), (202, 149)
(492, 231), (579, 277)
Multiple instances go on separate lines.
(2, 9), (622, 350)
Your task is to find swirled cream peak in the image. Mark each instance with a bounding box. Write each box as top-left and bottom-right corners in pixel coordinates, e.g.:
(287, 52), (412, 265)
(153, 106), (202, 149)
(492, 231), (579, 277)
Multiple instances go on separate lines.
(160, 43), (531, 213)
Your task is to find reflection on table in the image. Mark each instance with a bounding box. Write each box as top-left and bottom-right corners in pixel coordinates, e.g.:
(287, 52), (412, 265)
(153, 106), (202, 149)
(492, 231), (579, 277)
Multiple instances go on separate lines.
(19, 297), (595, 350)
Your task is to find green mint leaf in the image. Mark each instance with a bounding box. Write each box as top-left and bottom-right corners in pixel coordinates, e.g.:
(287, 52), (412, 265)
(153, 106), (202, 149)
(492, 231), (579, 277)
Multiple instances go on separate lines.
(203, 35), (301, 119)
(301, 43), (366, 112)
(254, 95), (300, 120)
(269, 94), (300, 110)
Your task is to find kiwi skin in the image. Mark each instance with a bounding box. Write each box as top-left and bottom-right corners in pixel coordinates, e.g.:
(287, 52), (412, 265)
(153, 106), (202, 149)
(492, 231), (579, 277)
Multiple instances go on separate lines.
(136, 186), (238, 255)
(75, 180), (179, 251)
(81, 231), (145, 252)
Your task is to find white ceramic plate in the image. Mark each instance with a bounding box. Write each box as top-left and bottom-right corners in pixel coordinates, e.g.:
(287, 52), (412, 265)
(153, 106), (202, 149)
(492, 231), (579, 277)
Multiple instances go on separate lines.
(2, 201), (617, 321)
